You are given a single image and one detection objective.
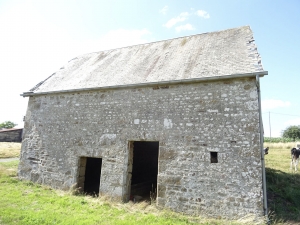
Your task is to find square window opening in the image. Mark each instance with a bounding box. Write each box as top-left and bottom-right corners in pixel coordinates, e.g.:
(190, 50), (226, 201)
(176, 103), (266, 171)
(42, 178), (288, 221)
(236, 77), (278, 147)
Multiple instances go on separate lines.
(210, 152), (218, 163)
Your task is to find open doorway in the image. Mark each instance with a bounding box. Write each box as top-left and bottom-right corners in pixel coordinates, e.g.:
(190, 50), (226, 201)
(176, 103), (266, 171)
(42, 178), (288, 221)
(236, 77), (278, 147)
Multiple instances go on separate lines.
(77, 157), (102, 196)
(128, 141), (159, 202)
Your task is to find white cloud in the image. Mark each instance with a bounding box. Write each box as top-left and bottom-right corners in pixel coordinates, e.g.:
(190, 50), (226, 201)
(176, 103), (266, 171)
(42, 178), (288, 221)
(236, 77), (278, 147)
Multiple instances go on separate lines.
(163, 12), (189, 28)
(163, 9), (210, 31)
(175, 23), (195, 32)
(261, 99), (291, 111)
(196, 10), (210, 19)
(159, 5), (168, 15)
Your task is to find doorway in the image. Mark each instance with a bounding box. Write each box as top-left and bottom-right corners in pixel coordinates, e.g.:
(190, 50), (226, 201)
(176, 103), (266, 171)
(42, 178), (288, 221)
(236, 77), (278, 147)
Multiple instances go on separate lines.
(128, 141), (159, 201)
(78, 157), (102, 196)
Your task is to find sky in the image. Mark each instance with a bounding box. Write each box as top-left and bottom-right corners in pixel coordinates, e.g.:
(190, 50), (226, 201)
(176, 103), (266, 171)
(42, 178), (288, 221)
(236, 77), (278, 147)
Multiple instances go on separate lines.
(0, 0), (299, 137)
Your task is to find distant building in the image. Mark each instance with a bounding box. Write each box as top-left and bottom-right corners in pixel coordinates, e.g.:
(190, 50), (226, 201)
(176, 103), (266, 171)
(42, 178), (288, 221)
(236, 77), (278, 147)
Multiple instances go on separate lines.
(19, 26), (268, 219)
(0, 128), (23, 142)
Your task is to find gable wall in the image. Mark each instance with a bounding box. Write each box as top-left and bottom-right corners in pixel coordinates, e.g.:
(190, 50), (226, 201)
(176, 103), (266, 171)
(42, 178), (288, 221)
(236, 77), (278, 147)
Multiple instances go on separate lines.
(18, 77), (263, 218)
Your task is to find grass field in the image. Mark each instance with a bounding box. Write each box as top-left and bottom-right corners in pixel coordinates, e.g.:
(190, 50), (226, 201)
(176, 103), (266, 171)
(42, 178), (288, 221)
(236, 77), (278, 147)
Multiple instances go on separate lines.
(265, 143), (300, 224)
(0, 142), (21, 158)
(0, 161), (246, 225)
(264, 143), (300, 224)
(0, 142), (299, 224)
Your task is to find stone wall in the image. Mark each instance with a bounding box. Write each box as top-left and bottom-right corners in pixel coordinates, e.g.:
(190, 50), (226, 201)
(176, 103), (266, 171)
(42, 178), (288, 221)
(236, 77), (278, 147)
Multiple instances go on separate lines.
(18, 77), (264, 218)
(0, 128), (23, 142)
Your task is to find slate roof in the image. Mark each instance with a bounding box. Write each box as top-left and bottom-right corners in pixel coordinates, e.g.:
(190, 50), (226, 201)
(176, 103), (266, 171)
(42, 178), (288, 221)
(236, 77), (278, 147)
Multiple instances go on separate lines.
(26, 26), (266, 94)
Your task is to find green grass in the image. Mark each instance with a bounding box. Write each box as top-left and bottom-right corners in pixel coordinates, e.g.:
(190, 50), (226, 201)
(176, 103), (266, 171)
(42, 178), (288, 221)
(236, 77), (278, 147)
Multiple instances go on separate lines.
(1, 144), (299, 225)
(0, 160), (242, 225)
(265, 144), (300, 224)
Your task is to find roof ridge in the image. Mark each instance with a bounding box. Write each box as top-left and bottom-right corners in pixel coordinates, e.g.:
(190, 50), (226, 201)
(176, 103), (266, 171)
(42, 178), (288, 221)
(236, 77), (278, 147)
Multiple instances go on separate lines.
(70, 25), (251, 60)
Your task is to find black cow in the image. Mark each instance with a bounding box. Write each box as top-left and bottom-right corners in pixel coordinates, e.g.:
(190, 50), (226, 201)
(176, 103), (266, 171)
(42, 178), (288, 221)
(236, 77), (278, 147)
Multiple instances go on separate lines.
(264, 147), (269, 155)
(290, 148), (300, 171)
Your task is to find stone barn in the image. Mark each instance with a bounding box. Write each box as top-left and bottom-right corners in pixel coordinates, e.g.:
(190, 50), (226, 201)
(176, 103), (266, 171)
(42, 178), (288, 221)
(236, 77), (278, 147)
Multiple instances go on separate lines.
(19, 26), (268, 219)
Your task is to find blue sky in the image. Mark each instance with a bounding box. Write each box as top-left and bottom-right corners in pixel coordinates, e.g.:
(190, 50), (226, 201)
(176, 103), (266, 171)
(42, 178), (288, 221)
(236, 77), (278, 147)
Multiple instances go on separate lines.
(0, 0), (299, 137)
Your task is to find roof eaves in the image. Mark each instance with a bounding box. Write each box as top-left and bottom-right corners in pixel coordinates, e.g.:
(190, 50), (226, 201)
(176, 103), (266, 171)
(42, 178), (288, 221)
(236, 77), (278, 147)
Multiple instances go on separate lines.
(21, 71), (268, 97)
(0, 128), (23, 132)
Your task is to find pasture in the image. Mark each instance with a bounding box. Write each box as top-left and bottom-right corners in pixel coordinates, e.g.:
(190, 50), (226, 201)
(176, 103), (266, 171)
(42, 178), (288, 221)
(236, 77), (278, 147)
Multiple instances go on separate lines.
(0, 142), (299, 224)
(264, 142), (300, 224)
(0, 161), (246, 225)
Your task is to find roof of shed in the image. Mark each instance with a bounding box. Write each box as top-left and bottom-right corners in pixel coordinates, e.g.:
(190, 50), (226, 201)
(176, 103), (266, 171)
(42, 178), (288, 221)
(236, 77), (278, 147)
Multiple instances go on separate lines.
(0, 128), (23, 133)
(26, 26), (266, 94)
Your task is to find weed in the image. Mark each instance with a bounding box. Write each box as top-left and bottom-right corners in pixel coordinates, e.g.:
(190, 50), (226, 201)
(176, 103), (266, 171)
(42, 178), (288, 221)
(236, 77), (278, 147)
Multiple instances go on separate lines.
(150, 184), (157, 205)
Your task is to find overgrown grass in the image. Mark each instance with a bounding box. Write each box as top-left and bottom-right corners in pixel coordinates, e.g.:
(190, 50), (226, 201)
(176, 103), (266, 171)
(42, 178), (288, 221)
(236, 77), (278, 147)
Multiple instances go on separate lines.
(1, 143), (299, 224)
(264, 143), (300, 224)
(0, 160), (246, 225)
(0, 142), (21, 158)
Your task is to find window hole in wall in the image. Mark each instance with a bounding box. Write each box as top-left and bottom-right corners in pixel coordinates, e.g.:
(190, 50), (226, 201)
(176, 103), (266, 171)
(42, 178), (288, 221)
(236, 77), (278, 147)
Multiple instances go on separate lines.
(210, 152), (218, 163)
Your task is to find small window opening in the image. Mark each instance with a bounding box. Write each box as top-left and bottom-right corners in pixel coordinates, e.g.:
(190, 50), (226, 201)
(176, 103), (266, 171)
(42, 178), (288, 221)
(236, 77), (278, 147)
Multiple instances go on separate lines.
(210, 152), (218, 163)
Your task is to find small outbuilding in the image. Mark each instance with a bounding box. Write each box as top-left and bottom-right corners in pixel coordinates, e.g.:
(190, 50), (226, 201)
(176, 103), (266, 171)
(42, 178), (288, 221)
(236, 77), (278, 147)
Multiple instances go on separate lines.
(19, 26), (268, 219)
(0, 128), (23, 142)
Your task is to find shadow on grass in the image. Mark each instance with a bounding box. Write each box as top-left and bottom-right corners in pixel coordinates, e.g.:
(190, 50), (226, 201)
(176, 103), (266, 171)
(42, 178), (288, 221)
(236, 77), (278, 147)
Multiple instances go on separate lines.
(266, 167), (300, 223)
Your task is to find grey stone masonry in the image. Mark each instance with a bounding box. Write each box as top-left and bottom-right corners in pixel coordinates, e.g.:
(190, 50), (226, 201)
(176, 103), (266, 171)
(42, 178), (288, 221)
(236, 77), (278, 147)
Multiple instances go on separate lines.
(18, 77), (263, 219)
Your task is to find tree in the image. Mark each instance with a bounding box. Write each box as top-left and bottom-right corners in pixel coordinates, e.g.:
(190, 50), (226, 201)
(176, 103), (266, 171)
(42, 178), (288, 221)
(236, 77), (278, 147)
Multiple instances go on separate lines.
(0, 121), (17, 129)
(282, 125), (300, 141)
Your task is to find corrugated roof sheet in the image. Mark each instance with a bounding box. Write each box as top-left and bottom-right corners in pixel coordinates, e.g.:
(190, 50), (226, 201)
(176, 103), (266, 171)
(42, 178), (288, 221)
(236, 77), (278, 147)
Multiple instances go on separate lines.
(29, 26), (264, 93)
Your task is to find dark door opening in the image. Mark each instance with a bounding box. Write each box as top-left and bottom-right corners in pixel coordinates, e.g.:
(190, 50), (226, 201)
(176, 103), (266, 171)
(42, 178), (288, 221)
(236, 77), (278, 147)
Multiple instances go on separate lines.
(130, 141), (159, 201)
(78, 157), (102, 196)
